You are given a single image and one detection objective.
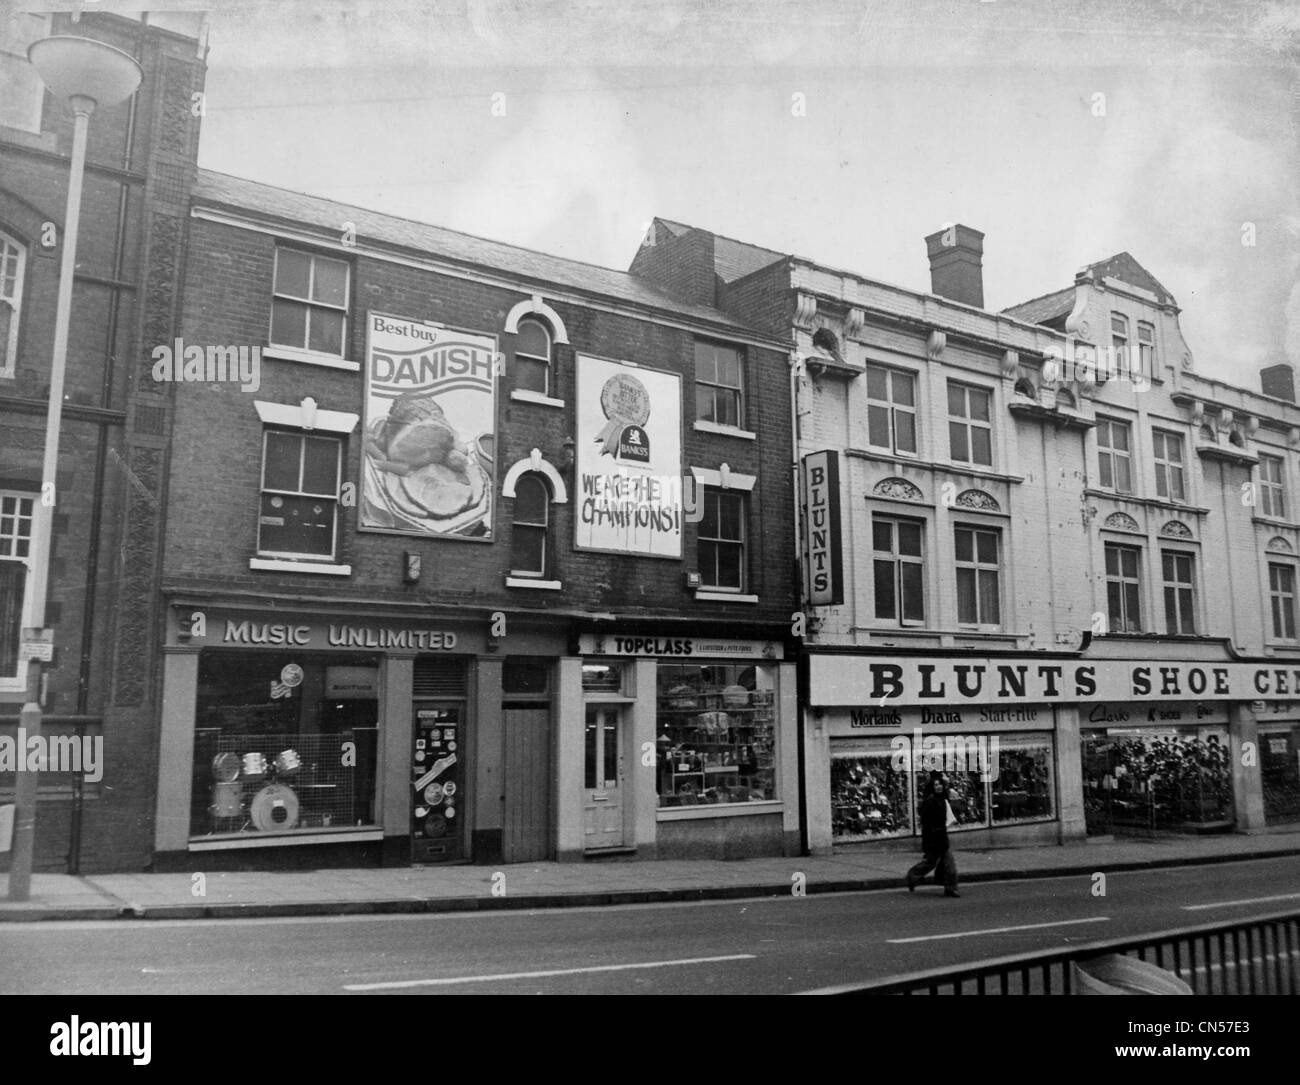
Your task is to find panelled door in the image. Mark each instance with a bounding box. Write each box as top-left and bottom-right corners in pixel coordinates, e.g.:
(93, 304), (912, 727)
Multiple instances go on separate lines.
(502, 705), (552, 862)
(583, 704), (625, 850)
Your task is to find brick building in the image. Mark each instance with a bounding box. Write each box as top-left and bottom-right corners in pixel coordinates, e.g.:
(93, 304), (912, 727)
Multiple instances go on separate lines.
(0, 11), (206, 873)
(632, 217), (1300, 854)
(152, 172), (798, 870)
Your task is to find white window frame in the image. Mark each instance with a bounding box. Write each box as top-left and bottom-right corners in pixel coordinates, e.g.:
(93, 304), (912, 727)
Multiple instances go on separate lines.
(872, 514), (926, 626)
(1152, 429), (1186, 502)
(512, 316), (553, 398)
(257, 429), (344, 563)
(268, 246), (351, 360)
(1137, 321), (1155, 380)
(697, 486), (748, 593)
(0, 490), (37, 691)
(1108, 313), (1129, 381)
(1161, 549), (1197, 635)
(1104, 542), (1143, 633)
(954, 523), (1001, 629)
(1259, 454), (1287, 520)
(0, 229), (27, 380)
(695, 341), (745, 431)
(947, 380), (993, 468)
(865, 364), (918, 457)
(1268, 561), (1298, 641)
(0, 14), (50, 134)
(1096, 418), (1133, 494)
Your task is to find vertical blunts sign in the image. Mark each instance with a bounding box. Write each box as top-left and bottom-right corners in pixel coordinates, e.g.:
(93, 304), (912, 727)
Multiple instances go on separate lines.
(361, 313), (497, 540)
(574, 354), (683, 557)
(802, 450), (843, 605)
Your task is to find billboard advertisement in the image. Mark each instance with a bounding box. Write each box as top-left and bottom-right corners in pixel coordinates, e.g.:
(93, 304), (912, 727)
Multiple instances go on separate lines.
(574, 353), (683, 558)
(361, 312), (497, 540)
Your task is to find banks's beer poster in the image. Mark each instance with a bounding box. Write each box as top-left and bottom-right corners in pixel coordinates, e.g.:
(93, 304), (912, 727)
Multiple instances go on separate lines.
(361, 312), (497, 540)
(574, 353), (683, 558)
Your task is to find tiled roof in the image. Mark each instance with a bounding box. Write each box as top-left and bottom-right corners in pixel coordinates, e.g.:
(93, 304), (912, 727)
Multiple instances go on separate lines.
(1082, 252), (1176, 306)
(713, 235), (786, 283)
(1001, 286), (1075, 326)
(192, 171), (765, 334)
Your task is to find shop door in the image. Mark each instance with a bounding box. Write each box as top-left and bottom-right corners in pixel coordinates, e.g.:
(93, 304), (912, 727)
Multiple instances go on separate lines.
(411, 704), (464, 863)
(583, 705), (625, 850)
(503, 706), (552, 862)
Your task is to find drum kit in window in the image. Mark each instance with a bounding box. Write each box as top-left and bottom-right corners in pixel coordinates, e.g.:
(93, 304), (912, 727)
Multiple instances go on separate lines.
(209, 747), (303, 831)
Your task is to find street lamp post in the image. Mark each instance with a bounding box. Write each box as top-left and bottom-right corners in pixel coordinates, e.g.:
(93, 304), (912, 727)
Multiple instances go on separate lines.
(7, 36), (142, 901)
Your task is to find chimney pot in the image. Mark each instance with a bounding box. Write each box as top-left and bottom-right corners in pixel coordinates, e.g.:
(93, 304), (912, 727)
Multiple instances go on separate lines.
(924, 223), (985, 308)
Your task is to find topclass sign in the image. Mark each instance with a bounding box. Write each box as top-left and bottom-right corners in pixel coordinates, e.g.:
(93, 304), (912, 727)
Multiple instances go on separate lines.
(809, 656), (1300, 707)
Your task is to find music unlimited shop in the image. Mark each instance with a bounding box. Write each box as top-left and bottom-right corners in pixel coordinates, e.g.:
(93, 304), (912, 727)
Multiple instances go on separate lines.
(154, 607), (484, 867)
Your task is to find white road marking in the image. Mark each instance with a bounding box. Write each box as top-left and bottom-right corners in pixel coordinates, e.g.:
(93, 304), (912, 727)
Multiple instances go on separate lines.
(886, 916), (1110, 944)
(342, 953), (756, 990)
(1181, 892), (1300, 911)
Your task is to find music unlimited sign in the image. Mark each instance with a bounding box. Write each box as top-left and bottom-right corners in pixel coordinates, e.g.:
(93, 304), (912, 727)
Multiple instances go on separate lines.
(809, 656), (1300, 707)
(574, 354), (683, 558)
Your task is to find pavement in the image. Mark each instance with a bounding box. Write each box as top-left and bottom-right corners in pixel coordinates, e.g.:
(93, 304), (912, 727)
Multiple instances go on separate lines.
(3, 827), (1300, 922)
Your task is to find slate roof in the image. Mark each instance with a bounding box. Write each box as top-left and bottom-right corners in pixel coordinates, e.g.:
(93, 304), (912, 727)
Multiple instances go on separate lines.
(1001, 286), (1075, 325)
(192, 171), (766, 334)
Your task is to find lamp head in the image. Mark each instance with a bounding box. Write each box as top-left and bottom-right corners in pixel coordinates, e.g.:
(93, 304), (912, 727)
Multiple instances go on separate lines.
(27, 36), (142, 110)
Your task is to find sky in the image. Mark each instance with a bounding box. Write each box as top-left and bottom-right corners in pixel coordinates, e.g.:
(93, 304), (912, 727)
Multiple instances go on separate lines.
(44, 0), (1300, 389)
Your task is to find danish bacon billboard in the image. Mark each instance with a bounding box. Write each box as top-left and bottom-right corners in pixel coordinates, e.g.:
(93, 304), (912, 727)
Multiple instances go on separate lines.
(802, 451), (844, 605)
(361, 313), (497, 540)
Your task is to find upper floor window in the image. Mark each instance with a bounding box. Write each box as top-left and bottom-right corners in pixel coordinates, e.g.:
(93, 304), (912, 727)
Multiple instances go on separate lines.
(695, 341), (744, 428)
(1104, 542), (1142, 633)
(0, 14), (49, 134)
(954, 525), (1001, 626)
(259, 430), (344, 560)
(1137, 321), (1155, 379)
(1096, 418), (1133, 493)
(1161, 550), (1196, 635)
(514, 317), (552, 396)
(698, 488), (746, 591)
(1152, 430), (1186, 502)
(1269, 562), (1297, 641)
(0, 491), (35, 682)
(866, 365), (917, 455)
(270, 247), (349, 356)
(947, 381), (992, 467)
(509, 473), (550, 578)
(1109, 313), (1129, 380)
(1259, 454), (1287, 519)
(0, 229), (26, 378)
(873, 515), (924, 624)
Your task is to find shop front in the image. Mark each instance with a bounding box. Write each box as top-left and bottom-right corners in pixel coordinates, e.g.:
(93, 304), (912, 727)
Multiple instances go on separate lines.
(803, 653), (1280, 853)
(154, 603), (491, 869)
(1080, 703), (1233, 835)
(1256, 700), (1300, 826)
(560, 631), (800, 860)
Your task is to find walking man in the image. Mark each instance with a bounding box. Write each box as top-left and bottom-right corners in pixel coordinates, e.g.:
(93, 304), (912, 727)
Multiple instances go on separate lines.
(906, 772), (960, 897)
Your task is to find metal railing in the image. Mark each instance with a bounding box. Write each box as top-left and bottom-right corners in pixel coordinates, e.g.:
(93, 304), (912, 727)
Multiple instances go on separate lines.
(806, 909), (1300, 995)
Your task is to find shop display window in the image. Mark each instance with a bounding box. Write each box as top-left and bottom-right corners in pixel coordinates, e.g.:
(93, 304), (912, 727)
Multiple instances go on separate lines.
(915, 766), (987, 828)
(831, 748), (913, 840)
(1081, 729), (1233, 835)
(1261, 726), (1300, 824)
(191, 651), (380, 838)
(990, 737), (1055, 823)
(656, 663), (776, 807)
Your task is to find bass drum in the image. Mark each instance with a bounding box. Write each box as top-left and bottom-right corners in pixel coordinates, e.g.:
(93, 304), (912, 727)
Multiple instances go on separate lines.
(250, 783), (300, 832)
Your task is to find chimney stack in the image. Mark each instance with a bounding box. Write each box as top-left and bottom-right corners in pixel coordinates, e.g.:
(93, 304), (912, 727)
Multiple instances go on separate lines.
(924, 224), (985, 308)
(1262, 362), (1296, 403)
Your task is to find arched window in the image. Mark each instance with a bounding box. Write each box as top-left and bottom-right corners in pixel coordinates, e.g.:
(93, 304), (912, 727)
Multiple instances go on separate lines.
(1055, 388), (1076, 410)
(1014, 377), (1035, 398)
(1199, 423), (1217, 444)
(1228, 429), (1245, 448)
(515, 317), (552, 395)
(0, 229), (27, 379)
(510, 473), (550, 577)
